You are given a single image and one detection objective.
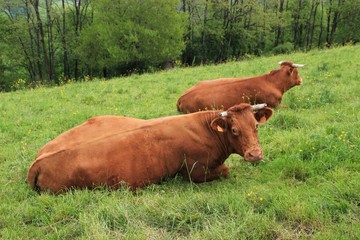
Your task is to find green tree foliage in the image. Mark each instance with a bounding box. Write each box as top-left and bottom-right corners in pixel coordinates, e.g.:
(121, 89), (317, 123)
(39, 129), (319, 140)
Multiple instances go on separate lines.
(77, 0), (186, 77)
(0, 11), (28, 91)
(181, 0), (278, 65)
(0, 0), (359, 91)
(336, 0), (360, 44)
(180, 0), (360, 65)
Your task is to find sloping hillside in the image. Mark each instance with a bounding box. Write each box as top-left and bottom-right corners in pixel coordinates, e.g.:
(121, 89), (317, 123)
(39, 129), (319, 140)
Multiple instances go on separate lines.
(0, 45), (359, 239)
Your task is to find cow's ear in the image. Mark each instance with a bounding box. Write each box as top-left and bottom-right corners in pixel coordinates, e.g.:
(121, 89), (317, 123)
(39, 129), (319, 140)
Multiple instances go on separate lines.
(211, 118), (227, 132)
(288, 66), (296, 76)
(282, 65), (294, 76)
(254, 107), (274, 123)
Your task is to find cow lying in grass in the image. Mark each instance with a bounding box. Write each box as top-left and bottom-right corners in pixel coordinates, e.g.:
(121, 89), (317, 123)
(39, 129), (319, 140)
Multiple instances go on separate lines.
(177, 61), (305, 113)
(28, 103), (273, 194)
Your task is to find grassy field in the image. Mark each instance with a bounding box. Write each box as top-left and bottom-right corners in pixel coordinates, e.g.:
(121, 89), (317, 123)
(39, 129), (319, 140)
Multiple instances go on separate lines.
(1, 45), (359, 239)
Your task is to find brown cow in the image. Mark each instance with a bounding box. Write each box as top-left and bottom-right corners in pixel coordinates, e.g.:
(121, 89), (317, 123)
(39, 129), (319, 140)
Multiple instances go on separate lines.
(176, 61), (305, 113)
(35, 116), (145, 159)
(27, 103), (273, 194)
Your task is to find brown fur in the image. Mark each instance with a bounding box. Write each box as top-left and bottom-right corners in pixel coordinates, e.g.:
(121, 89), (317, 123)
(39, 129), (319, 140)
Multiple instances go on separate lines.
(27, 104), (273, 194)
(176, 62), (303, 113)
(35, 116), (144, 158)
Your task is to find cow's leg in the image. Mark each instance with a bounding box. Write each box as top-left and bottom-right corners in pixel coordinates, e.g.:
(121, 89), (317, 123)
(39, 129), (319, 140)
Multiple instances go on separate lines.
(181, 163), (229, 183)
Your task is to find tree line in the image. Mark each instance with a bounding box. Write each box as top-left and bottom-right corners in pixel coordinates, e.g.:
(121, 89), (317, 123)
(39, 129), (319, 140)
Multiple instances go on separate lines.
(0, 0), (359, 92)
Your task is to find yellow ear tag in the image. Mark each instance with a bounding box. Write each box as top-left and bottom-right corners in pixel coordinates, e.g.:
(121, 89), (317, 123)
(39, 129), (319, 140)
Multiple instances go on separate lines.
(217, 125), (224, 132)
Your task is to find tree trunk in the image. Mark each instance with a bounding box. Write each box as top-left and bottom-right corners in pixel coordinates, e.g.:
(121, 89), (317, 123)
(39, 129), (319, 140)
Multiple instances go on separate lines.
(329, 0), (343, 46)
(326, 0), (333, 46)
(26, 2), (44, 82)
(45, 0), (55, 82)
(318, 0), (324, 48)
(305, 0), (315, 50)
(200, 0), (208, 65)
(24, 2), (38, 82)
(292, 0), (302, 49)
(18, 37), (36, 82)
(275, 0), (285, 47)
(32, 0), (51, 83)
(72, 0), (92, 79)
(5, 3), (39, 83)
(74, 0), (80, 80)
(62, 0), (69, 82)
(309, 0), (319, 49)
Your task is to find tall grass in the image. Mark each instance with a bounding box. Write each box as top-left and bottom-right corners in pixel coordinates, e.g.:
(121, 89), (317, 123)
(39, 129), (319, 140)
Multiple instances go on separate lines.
(0, 45), (359, 239)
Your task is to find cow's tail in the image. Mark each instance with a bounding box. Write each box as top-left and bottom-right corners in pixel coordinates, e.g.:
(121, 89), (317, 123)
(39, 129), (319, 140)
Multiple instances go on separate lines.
(27, 161), (41, 193)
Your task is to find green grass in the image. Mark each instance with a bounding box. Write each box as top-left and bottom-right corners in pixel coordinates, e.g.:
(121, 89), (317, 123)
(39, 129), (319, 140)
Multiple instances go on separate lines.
(1, 45), (359, 239)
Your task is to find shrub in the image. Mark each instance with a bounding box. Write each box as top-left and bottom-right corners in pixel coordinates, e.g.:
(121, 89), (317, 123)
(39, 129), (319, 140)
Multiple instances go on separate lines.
(272, 42), (294, 54)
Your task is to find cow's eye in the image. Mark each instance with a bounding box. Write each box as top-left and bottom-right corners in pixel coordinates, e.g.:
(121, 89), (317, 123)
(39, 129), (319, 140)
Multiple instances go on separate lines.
(231, 127), (239, 136)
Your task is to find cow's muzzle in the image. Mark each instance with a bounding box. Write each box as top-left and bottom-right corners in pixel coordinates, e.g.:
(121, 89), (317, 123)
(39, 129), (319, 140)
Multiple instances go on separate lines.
(244, 149), (264, 162)
(297, 76), (303, 85)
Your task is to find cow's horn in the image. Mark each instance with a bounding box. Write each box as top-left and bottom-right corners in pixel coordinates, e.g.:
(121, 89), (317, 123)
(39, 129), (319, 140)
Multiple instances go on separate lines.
(292, 63), (305, 68)
(278, 61), (284, 65)
(219, 111), (228, 117)
(251, 103), (267, 111)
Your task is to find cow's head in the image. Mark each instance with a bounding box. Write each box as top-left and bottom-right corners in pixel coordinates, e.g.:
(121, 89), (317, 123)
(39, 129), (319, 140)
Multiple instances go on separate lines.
(277, 61), (305, 87)
(211, 103), (273, 162)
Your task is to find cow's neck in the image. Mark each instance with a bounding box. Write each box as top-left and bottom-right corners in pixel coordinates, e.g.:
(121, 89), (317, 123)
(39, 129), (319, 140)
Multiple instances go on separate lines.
(199, 111), (233, 161)
(267, 70), (293, 94)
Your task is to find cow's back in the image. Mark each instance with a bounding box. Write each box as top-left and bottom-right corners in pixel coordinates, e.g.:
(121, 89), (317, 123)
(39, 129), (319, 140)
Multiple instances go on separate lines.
(177, 76), (272, 112)
(36, 116), (145, 159)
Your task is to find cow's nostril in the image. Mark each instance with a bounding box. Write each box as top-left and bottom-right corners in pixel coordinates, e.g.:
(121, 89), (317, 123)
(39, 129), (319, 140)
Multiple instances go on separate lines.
(298, 77), (303, 85)
(250, 150), (261, 157)
(245, 150), (263, 162)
